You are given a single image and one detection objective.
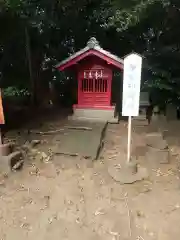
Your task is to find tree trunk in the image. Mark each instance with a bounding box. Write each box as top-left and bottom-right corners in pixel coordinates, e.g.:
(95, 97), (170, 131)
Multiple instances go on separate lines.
(25, 27), (37, 105)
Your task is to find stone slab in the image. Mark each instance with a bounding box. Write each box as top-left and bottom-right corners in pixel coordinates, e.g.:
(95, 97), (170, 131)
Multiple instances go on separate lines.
(52, 120), (107, 159)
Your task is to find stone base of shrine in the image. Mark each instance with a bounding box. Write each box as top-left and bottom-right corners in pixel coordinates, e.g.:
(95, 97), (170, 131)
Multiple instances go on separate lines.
(69, 106), (118, 123)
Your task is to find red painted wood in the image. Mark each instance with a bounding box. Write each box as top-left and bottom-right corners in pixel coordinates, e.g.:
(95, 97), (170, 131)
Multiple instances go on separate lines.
(57, 49), (123, 71)
(57, 51), (123, 110)
(73, 104), (114, 110)
(76, 56), (113, 109)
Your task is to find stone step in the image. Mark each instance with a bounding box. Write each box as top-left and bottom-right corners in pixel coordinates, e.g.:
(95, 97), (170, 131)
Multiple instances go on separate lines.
(133, 115), (147, 121)
(132, 116), (148, 126)
(70, 108), (118, 123)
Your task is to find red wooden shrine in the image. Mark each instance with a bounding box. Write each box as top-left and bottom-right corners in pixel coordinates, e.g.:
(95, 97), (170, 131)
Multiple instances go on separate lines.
(55, 37), (124, 119)
(76, 56), (113, 110)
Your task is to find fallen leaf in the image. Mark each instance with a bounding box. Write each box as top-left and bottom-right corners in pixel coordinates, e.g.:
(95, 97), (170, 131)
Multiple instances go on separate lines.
(94, 209), (105, 216)
(136, 210), (145, 218)
(109, 231), (120, 236)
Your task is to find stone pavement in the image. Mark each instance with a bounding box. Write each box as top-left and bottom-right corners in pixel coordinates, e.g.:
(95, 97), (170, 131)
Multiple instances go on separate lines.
(52, 120), (107, 160)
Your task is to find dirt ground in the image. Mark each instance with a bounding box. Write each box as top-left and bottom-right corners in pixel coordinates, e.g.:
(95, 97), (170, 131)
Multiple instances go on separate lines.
(1, 116), (180, 240)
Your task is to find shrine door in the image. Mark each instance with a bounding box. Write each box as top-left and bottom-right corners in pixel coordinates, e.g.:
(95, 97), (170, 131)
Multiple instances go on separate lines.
(78, 72), (111, 107)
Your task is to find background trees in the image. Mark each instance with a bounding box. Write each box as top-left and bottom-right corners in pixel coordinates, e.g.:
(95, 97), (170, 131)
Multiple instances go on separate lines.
(0, 0), (180, 107)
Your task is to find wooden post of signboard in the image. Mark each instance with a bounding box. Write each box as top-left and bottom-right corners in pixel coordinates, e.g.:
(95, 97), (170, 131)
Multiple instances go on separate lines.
(127, 116), (132, 163)
(122, 53), (142, 163)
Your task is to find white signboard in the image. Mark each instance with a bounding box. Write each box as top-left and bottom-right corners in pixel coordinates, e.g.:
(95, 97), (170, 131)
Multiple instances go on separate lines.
(122, 53), (142, 116)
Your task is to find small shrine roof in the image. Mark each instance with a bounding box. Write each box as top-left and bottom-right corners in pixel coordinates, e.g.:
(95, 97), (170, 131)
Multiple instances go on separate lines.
(55, 37), (124, 71)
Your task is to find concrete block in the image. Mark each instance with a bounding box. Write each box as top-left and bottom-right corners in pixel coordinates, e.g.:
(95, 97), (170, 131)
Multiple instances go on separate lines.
(146, 132), (168, 150)
(108, 161), (148, 184)
(0, 143), (14, 156)
(123, 161), (138, 175)
(146, 147), (170, 164)
(0, 151), (24, 175)
(166, 104), (177, 121)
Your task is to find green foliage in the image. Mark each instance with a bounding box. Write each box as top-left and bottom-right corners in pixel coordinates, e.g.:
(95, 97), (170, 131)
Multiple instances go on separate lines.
(2, 86), (31, 106)
(106, 0), (170, 31)
(0, 0), (180, 106)
(2, 86), (30, 98)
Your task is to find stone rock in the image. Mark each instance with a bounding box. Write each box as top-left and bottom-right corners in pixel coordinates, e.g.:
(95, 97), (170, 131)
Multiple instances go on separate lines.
(8, 151), (24, 170)
(31, 140), (41, 147)
(146, 132), (168, 150)
(146, 147), (170, 164)
(38, 151), (50, 162)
